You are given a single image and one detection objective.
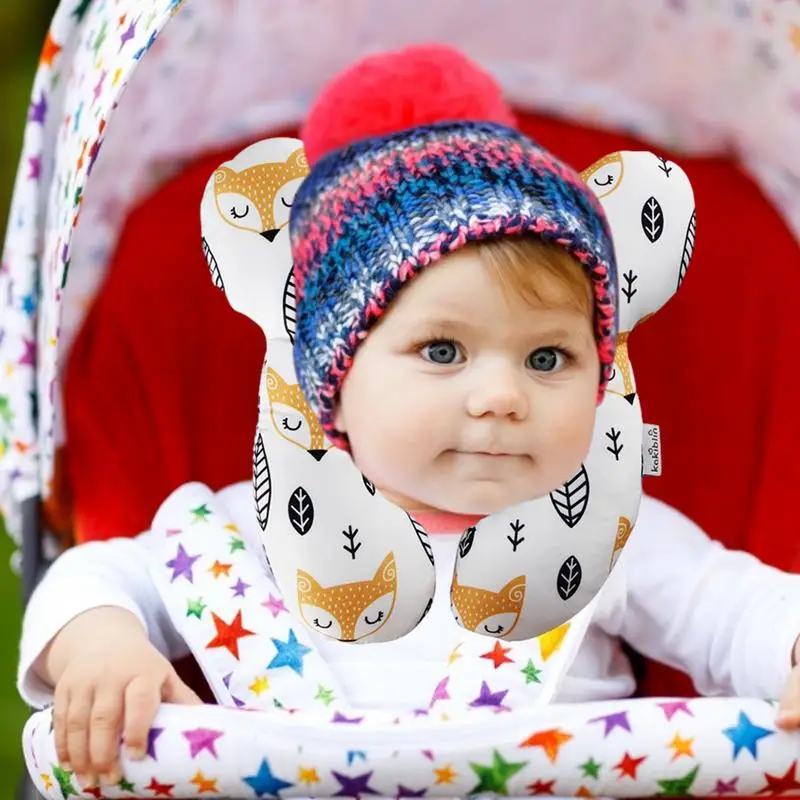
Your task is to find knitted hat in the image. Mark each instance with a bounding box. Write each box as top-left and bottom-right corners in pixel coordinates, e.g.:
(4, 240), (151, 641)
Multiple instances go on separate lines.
(290, 45), (618, 449)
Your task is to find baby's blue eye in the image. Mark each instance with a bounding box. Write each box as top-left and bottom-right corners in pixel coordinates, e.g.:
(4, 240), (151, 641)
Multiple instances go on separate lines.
(527, 348), (564, 372)
(422, 340), (462, 365)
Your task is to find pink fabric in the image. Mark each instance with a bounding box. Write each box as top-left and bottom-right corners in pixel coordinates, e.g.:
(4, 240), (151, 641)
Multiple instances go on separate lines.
(411, 510), (483, 535)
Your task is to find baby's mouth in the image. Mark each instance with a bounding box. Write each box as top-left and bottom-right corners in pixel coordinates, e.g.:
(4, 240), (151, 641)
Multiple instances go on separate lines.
(456, 449), (521, 459)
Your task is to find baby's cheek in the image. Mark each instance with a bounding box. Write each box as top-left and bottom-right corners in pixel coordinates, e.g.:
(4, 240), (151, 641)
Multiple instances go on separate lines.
(546, 398), (596, 469)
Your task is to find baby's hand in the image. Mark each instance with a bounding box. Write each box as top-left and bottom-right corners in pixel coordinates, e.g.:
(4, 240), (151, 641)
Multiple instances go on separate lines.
(42, 607), (202, 789)
(777, 636), (800, 730)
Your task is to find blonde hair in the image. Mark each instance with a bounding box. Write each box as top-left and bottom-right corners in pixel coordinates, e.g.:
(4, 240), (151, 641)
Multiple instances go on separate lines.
(473, 237), (594, 316)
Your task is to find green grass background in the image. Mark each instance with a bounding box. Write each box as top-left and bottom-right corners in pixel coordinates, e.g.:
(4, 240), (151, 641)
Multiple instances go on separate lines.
(1, 0), (62, 784)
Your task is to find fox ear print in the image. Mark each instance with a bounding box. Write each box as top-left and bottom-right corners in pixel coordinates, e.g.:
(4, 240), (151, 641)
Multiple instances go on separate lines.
(199, 137), (308, 340)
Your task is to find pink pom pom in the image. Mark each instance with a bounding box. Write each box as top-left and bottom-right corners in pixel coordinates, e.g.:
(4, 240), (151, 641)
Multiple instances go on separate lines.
(301, 43), (516, 165)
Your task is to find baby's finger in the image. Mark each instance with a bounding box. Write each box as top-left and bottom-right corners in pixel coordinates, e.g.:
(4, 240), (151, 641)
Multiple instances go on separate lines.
(65, 686), (95, 784)
(88, 688), (124, 782)
(777, 668), (800, 730)
(122, 676), (161, 760)
(52, 683), (71, 768)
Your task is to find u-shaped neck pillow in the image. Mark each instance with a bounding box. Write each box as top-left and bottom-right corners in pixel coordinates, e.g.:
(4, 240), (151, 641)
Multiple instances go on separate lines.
(200, 139), (696, 642)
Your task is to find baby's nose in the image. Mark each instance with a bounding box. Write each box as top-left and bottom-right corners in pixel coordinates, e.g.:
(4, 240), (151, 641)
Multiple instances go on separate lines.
(466, 367), (529, 420)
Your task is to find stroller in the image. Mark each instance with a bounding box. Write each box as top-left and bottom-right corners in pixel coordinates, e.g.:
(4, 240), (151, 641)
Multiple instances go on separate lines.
(3, 0), (800, 797)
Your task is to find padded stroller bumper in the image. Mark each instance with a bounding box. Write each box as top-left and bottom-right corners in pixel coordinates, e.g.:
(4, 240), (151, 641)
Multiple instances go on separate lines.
(23, 697), (799, 798)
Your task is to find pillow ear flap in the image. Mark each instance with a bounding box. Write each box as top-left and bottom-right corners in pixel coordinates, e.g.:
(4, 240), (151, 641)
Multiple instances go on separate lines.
(582, 151), (696, 333)
(199, 137), (308, 338)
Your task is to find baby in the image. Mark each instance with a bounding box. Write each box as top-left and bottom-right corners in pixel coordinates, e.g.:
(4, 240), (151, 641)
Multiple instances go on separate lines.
(18, 46), (800, 792)
(332, 238), (599, 518)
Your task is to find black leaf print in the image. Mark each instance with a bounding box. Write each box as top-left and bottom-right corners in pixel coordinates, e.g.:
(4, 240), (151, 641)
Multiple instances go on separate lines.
(550, 466), (590, 528)
(341, 525), (361, 560)
(657, 156), (672, 177)
(557, 556), (582, 601)
(253, 434), (271, 531)
(677, 209), (696, 290)
(362, 475), (377, 496)
(507, 520), (525, 552)
(283, 268), (297, 342)
(621, 270), (638, 303)
(641, 197), (664, 243)
(458, 526), (477, 559)
(605, 427), (623, 460)
(408, 515), (435, 565)
(288, 487), (314, 535)
(202, 237), (225, 292)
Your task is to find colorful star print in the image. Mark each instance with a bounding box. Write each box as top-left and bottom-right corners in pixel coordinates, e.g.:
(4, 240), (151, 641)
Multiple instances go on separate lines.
(182, 727), (224, 758)
(71, 0), (92, 21)
(430, 676), (450, 705)
(268, 629), (312, 676)
(590, 710), (630, 736)
(40, 33), (63, 67)
(759, 760), (800, 794)
(723, 712), (774, 759)
(657, 700), (693, 720)
(145, 777), (175, 796)
(298, 766), (320, 784)
(191, 503), (212, 522)
(332, 770), (380, 797)
(146, 727), (164, 760)
(469, 750), (527, 795)
(469, 681), (508, 709)
(332, 711), (364, 724)
(657, 765), (699, 796)
(209, 559), (232, 578)
(537, 622), (569, 661)
(262, 593), (288, 617)
(206, 610), (256, 659)
(52, 764), (77, 797)
(186, 597), (206, 619)
(614, 752), (647, 779)
(29, 92), (48, 124)
(667, 732), (694, 760)
(315, 684), (335, 706)
(396, 784), (427, 797)
(190, 771), (219, 793)
(243, 758), (294, 797)
(520, 728), (573, 763)
(528, 778), (556, 795)
(434, 764), (456, 784)
(520, 658), (542, 684)
(119, 18), (137, 49)
(347, 750), (367, 766)
(481, 640), (514, 668)
(580, 757), (602, 779)
(713, 777), (740, 794)
(166, 543), (200, 583)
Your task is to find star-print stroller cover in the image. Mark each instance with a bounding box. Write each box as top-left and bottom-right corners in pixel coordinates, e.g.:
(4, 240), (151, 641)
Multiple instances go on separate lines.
(4, 1), (800, 797)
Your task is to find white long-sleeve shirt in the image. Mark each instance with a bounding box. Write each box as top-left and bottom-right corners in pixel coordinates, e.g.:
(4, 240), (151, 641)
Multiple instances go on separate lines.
(17, 486), (800, 710)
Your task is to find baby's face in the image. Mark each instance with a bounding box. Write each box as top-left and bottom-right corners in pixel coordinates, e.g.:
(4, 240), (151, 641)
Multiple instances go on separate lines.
(334, 248), (600, 515)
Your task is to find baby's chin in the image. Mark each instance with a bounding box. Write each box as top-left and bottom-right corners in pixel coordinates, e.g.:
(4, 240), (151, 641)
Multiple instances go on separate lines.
(418, 482), (549, 517)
